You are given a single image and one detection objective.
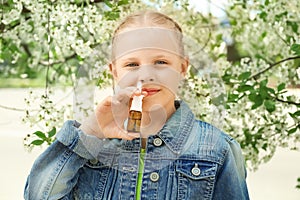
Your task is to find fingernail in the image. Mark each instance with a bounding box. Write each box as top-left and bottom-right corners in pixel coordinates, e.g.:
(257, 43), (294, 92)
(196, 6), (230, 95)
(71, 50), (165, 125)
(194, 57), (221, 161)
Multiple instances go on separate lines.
(112, 99), (120, 105)
(142, 91), (148, 96)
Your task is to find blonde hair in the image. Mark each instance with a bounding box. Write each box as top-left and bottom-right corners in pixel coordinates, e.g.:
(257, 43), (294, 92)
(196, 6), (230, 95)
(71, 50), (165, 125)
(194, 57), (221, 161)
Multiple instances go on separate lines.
(112, 11), (185, 56)
(113, 10), (182, 35)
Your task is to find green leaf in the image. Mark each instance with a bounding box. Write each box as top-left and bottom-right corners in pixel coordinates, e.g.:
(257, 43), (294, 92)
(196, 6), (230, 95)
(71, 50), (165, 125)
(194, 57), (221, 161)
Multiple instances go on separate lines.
(290, 110), (300, 117)
(291, 44), (300, 55)
(228, 93), (239, 102)
(31, 140), (44, 146)
(260, 79), (268, 87)
(265, 0), (270, 5)
(251, 95), (263, 109)
(238, 72), (251, 80)
(264, 100), (276, 112)
(222, 73), (232, 84)
(275, 11), (288, 21)
(277, 83), (286, 92)
(294, 111), (300, 116)
(237, 84), (253, 92)
(257, 127), (264, 134)
(33, 131), (47, 140)
(260, 31), (267, 39)
(287, 127), (297, 135)
(259, 11), (267, 21)
(248, 93), (257, 102)
(289, 111), (300, 119)
(104, 11), (120, 20)
(48, 127), (56, 138)
(211, 93), (226, 106)
(259, 86), (269, 99)
(267, 87), (275, 95)
(262, 143), (268, 150)
(104, 0), (113, 8)
(287, 21), (299, 33)
(117, 0), (129, 6)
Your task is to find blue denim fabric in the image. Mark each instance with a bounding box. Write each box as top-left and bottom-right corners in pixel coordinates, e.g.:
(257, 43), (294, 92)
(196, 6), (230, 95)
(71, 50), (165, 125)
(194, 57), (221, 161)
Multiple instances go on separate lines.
(24, 101), (249, 200)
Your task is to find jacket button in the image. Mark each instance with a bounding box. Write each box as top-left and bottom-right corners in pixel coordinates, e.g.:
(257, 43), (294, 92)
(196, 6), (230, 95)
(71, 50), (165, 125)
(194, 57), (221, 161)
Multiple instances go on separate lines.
(153, 138), (163, 147)
(191, 164), (201, 176)
(150, 172), (160, 182)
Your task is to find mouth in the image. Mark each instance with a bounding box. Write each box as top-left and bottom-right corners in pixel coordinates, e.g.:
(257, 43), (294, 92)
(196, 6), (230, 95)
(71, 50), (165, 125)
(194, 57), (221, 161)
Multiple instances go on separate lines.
(142, 88), (161, 96)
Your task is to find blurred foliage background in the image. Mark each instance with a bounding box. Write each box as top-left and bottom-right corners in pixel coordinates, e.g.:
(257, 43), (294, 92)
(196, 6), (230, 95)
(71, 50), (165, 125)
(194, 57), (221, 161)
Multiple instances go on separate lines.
(1, 0), (300, 186)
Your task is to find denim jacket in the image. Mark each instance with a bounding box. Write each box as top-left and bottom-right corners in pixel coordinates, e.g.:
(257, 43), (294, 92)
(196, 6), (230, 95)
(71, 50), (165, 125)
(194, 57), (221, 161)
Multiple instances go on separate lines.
(24, 101), (249, 200)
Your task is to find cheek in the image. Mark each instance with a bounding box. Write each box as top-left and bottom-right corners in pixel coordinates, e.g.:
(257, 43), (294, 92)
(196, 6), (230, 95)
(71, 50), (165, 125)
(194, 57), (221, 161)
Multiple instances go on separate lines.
(156, 68), (182, 94)
(115, 70), (138, 88)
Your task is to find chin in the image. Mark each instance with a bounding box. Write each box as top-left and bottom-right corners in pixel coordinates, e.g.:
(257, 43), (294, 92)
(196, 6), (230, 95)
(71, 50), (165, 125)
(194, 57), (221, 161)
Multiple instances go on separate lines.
(142, 102), (164, 112)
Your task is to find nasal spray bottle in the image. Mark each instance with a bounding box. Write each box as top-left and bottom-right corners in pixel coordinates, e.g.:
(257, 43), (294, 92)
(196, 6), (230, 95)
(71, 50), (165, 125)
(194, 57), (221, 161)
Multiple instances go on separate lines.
(127, 81), (143, 134)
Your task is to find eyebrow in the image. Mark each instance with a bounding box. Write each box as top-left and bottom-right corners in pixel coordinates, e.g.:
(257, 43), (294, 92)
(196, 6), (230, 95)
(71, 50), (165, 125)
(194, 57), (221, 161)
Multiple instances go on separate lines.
(119, 57), (138, 62)
(118, 53), (171, 63)
(152, 55), (168, 59)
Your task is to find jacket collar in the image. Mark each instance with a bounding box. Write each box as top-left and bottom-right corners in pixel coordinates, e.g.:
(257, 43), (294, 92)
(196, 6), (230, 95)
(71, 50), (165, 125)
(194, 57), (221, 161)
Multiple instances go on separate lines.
(115, 101), (195, 154)
(157, 101), (195, 155)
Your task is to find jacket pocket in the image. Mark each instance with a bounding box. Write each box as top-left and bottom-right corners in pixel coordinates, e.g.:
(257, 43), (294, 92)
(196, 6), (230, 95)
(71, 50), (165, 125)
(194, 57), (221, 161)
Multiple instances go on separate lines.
(175, 160), (217, 200)
(75, 161), (111, 199)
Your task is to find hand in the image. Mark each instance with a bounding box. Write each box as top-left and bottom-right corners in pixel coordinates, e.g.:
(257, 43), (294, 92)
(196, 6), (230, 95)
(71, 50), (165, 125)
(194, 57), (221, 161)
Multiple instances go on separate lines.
(79, 87), (145, 140)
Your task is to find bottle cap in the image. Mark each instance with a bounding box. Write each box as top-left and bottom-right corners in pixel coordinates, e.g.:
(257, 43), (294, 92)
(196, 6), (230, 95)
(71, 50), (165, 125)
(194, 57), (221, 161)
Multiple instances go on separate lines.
(130, 81), (143, 112)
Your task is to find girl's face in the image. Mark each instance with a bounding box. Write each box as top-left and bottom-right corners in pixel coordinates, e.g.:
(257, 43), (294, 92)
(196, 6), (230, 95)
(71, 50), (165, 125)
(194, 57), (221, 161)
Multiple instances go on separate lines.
(111, 48), (188, 112)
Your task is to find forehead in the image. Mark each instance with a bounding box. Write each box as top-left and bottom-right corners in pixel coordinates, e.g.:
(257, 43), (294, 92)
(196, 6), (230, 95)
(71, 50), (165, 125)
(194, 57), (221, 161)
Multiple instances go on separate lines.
(111, 27), (183, 61)
(117, 49), (180, 60)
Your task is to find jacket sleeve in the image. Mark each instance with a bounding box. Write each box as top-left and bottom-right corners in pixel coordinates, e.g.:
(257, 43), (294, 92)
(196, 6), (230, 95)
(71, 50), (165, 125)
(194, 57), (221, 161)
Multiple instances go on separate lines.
(24, 120), (105, 200)
(213, 138), (250, 200)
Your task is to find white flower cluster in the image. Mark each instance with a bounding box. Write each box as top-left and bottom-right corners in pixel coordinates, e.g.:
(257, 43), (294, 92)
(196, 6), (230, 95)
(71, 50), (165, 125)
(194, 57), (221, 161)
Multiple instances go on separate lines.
(228, 0), (300, 84)
(22, 88), (73, 148)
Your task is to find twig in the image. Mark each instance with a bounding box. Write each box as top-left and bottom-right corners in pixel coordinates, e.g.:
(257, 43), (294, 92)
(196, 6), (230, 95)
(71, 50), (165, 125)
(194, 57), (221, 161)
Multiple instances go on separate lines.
(0, 104), (28, 111)
(39, 54), (77, 66)
(274, 28), (289, 46)
(191, 27), (212, 56)
(275, 97), (300, 106)
(70, 0), (105, 6)
(250, 56), (300, 80)
(45, 0), (53, 98)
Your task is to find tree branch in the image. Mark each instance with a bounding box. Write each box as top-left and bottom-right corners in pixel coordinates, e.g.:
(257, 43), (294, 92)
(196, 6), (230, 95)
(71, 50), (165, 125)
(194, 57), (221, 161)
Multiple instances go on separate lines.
(21, 43), (32, 57)
(70, 0), (105, 6)
(275, 96), (300, 106)
(39, 54), (77, 66)
(250, 56), (300, 80)
(0, 104), (30, 112)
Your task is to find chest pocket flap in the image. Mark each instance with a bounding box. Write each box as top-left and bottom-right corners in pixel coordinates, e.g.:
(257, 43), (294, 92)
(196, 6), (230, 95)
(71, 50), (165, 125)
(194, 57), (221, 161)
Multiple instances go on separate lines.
(176, 160), (217, 180)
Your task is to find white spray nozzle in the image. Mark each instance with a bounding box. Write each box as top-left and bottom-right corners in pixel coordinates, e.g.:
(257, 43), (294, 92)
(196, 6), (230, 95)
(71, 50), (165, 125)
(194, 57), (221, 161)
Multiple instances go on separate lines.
(130, 81), (143, 112)
(137, 81), (142, 93)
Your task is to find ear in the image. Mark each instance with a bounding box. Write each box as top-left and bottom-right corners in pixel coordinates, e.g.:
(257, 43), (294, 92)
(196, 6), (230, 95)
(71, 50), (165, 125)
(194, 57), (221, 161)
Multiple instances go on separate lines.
(109, 62), (118, 79)
(180, 56), (189, 77)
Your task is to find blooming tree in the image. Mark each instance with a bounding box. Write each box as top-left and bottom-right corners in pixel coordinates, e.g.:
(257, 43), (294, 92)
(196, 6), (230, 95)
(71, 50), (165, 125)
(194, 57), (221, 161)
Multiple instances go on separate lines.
(1, 0), (299, 176)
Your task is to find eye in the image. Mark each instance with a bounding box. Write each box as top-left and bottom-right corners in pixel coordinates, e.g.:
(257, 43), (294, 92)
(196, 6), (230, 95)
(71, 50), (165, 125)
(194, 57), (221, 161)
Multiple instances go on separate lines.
(125, 62), (139, 67)
(154, 60), (168, 65)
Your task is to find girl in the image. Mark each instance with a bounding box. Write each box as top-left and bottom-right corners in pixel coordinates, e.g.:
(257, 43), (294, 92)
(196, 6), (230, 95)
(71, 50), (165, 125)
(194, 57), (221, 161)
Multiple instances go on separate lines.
(24, 11), (249, 200)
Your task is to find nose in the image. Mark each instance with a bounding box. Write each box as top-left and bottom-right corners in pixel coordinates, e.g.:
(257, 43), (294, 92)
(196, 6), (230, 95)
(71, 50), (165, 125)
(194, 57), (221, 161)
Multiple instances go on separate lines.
(138, 65), (156, 83)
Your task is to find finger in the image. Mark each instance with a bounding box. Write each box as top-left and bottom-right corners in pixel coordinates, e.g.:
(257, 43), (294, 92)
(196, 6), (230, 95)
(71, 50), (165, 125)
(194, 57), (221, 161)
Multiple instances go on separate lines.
(133, 90), (148, 97)
(104, 127), (140, 140)
(114, 87), (137, 103)
(127, 132), (141, 138)
(97, 96), (113, 113)
(95, 97), (115, 128)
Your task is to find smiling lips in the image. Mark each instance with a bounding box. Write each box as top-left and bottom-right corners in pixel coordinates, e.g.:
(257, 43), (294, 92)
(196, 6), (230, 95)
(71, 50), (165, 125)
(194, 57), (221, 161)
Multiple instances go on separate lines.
(142, 88), (160, 96)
